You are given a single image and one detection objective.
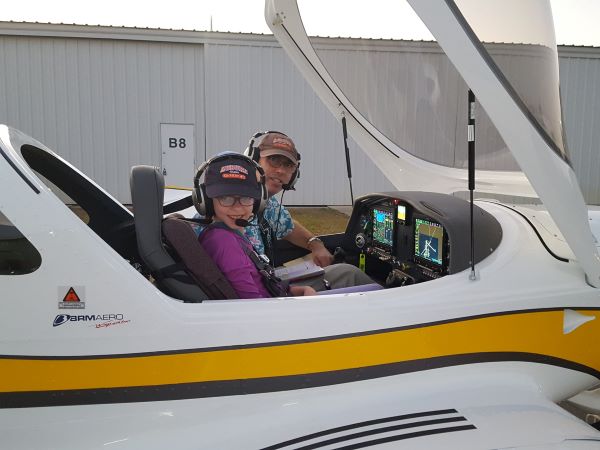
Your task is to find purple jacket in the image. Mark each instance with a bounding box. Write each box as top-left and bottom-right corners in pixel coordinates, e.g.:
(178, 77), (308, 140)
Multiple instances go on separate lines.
(198, 227), (271, 299)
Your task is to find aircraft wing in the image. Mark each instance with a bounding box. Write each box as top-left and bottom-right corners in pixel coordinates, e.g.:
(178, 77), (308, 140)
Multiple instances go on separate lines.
(239, 378), (600, 450)
(4, 370), (599, 449)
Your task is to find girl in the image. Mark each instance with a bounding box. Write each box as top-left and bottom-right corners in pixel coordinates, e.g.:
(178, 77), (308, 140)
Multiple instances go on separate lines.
(196, 154), (316, 299)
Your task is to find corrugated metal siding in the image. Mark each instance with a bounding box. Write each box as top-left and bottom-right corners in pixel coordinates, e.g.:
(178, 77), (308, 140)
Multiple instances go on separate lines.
(559, 50), (600, 205)
(0, 35), (205, 202)
(314, 41), (530, 173)
(217, 41), (598, 204)
(0, 25), (598, 205)
(204, 42), (393, 205)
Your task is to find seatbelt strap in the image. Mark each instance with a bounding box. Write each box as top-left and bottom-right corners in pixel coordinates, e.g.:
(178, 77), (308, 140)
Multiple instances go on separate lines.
(206, 221), (289, 296)
(258, 214), (275, 264)
(241, 246), (290, 297)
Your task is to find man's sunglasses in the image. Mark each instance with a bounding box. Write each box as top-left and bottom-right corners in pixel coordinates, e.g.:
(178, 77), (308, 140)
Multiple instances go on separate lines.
(266, 155), (297, 170)
(215, 196), (255, 207)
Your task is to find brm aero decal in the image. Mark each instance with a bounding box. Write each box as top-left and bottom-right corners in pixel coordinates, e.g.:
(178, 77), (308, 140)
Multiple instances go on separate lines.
(52, 314), (130, 329)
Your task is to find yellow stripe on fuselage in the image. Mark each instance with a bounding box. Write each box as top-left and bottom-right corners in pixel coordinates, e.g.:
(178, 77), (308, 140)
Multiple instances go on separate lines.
(2, 309), (599, 392)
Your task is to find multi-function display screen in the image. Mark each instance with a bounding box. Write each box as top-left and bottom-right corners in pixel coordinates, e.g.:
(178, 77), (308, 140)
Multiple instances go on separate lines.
(372, 208), (394, 247)
(414, 218), (444, 266)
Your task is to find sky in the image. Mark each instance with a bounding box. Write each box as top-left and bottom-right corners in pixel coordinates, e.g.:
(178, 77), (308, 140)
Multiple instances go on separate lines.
(0, 0), (599, 46)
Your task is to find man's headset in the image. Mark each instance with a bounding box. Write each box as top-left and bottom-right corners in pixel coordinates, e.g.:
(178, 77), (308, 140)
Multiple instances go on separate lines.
(244, 130), (301, 191)
(192, 153), (268, 221)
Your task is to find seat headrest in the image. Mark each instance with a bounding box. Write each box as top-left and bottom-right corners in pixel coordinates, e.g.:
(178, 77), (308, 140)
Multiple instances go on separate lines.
(129, 165), (208, 302)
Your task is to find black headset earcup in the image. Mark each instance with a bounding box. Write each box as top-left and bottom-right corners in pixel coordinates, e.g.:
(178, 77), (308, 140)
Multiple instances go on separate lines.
(249, 144), (260, 162)
(192, 161), (210, 216)
(282, 153), (300, 190)
(284, 170), (298, 190)
(259, 182), (268, 214)
(253, 163), (268, 215)
(242, 145), (254, 161)
(201, 184), (213, 217)
(244, 131), (264, 162)
(290, 167), (300, 190)
(192, 187), (203, 216)
(192, 183), (206, 216)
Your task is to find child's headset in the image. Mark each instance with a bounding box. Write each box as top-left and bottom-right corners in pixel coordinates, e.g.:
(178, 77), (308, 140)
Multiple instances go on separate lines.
(244, 130), (301, 191)
(192, 153), (268, 218)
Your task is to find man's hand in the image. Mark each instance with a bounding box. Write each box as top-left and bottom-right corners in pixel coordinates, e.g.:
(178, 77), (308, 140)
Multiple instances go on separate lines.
(310, 242), (334, 267)
(283, 220), (334, 267)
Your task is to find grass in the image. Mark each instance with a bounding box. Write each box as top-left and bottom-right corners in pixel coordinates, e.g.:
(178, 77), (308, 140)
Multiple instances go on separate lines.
(287, 207), (350, 235)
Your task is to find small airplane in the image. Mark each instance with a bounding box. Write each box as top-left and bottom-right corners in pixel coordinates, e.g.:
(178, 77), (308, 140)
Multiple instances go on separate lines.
(1, 0), (600, 448)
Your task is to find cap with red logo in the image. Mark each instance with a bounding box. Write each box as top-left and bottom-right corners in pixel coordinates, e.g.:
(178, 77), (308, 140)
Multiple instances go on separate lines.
(204, 156), (262, 199)
(258, 132), (299, 165)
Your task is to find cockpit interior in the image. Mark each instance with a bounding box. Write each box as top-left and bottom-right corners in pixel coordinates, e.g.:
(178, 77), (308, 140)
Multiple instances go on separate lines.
(310, 192), (503, 288)
(6, 144), (503, 297)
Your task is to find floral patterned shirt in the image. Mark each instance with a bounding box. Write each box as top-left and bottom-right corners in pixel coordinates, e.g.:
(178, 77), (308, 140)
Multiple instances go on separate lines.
(245, 196), (294, 256)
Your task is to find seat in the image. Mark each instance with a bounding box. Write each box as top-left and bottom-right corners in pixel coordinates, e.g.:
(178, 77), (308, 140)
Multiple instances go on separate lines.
(162, 216), (238, 300)
(129, 165), (238, 302)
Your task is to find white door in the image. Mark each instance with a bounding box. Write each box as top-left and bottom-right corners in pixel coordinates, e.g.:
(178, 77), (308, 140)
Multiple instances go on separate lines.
(160, 123), (195, 188)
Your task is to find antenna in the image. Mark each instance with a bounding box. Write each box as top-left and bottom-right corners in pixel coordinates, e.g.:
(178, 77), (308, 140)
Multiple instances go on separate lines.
(341, 114), (354, 204)
(468, 90), (477, 281)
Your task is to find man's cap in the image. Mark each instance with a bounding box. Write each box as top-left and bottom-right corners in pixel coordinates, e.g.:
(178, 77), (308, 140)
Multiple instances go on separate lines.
(258, 132), (299, 165)
(204, 156), (262, 199)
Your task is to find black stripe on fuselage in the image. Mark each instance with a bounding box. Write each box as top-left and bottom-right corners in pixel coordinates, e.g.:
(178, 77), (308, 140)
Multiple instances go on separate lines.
(1, 352), (599, 409)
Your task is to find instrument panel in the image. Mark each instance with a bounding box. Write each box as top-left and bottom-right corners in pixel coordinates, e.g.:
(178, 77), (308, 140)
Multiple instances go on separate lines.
(343, 192), (502, 287)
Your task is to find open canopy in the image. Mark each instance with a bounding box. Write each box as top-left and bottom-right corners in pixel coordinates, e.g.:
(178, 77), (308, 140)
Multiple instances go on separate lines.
(265, 0), (600, 287)
(297, 0), (567, 173)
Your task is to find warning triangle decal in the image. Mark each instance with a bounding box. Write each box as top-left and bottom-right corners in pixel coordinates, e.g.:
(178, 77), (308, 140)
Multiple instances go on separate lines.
(63, 287), (81, 302)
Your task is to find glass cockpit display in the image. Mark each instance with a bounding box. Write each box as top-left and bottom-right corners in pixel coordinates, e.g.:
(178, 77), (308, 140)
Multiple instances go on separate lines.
(414, 218), (444, 267)
(372, 207), (394, 248)
(397, 204), (406, 223)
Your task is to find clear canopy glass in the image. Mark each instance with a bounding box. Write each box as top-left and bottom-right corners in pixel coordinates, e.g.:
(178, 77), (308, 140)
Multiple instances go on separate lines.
(296, 0), (567, 171)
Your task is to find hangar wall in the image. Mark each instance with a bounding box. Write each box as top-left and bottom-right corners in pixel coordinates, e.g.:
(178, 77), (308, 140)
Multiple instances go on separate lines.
(0, 23), (598, 204)
(0, 24), (390, 205)
(0, 31), (205, 202)
(559, 47), (600, 205)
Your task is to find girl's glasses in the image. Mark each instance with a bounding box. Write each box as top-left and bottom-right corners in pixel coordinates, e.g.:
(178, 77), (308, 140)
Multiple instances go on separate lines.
(215, 196), (255, 207)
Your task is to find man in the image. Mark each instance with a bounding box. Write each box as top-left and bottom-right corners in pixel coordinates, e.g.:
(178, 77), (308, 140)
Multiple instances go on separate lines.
(244, 131), (333, 267)
(244, 131), (373, 290)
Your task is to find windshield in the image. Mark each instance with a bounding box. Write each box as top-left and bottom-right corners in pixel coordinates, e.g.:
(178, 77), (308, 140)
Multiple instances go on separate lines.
(297, 0), (567, 171)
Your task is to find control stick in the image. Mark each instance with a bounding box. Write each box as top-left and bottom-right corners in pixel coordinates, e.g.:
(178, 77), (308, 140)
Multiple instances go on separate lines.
(333, 247), (346, 264)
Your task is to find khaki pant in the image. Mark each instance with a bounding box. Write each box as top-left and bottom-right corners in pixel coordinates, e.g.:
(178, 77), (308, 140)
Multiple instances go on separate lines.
(294, 263), (375, 291)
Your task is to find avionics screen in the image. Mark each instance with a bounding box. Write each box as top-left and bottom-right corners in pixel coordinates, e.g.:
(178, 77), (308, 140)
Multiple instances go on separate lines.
(397, 205), (406, 222)
(372, 208), (394, 247)
(414, 218), (444, 266)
